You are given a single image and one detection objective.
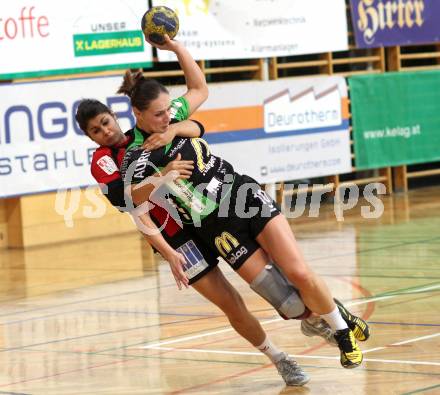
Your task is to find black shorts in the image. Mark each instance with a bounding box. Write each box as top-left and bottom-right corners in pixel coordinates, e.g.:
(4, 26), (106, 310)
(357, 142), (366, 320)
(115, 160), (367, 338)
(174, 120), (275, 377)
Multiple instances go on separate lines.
(192, 174), (281, 270)
(158, 223), (219, 285)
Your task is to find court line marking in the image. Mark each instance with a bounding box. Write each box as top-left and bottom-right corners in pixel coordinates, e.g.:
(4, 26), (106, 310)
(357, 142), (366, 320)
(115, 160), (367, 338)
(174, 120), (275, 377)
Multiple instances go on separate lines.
(139, 284), (440, 368)
(363, 332), (440, 355)
(140, 283), (440, 349)
(401, 383), (440, 395)
(369, 321), (440, 327)
(145, 346), (440, 367)
(141, 317), (283, 348)
(1, 236), (437, 320)
(141, 321), (440, 368)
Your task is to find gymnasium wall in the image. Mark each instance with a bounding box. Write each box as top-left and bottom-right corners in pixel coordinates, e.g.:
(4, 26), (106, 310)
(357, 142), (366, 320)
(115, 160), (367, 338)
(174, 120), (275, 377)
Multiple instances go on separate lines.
(0, 200), (6, 249)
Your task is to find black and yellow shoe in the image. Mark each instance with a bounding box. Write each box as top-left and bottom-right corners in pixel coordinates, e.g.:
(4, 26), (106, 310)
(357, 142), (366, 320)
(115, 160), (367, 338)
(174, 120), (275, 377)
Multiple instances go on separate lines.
(334, 298), (370, 341)
(334, 328), (363, 369)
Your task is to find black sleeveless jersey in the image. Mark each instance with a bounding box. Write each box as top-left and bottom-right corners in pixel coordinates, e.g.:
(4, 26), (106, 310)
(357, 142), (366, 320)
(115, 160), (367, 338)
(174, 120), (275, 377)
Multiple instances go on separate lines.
(121, 128), (235, 224)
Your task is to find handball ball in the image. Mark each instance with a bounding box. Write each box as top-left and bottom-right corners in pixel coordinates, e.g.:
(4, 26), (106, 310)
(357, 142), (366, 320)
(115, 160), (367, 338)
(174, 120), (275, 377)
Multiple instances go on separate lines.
(141, 6), (179, 45)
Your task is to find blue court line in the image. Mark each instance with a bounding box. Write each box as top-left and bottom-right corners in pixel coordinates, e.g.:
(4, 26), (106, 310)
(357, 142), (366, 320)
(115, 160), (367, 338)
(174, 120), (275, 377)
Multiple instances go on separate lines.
(81, 309), (221, 318)
(401, 383), (440, 395)
(0, 392), (31, 395)
(20, 348), (440, 378)
(355, 254), (440, 258)
(321, 274), (440, 280)
(0, 309), (221, 327)
(0, 314), (223, 353)
(369, 321), (440, 328)
(0, 281), (178, 319)
(308, 236), (440, 263)
(0, 310), (82, 326)
(0, 266), (158, 273)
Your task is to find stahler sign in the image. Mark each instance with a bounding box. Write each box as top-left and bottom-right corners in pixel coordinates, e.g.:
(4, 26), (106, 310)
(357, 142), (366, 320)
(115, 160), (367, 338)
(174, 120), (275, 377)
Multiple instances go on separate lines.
(350, 0), (440, 48)
(0, 76), (135, 198)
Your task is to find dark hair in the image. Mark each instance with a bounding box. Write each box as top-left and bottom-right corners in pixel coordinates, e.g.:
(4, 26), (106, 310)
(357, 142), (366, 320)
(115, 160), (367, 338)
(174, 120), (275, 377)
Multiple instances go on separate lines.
(117, 70), (168, 111)
(75, 99), (111, 136)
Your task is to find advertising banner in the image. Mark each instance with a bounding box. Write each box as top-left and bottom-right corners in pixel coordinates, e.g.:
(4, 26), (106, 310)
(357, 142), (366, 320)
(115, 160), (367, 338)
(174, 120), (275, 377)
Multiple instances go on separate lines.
(0, 76), (134, 198)
(349, 71), (440, 169)
(169, 76), (352, 184)
(1, 75), (351, 197)
(0, 0), (152, 80)
(350, 0), (440, 48)
(154, 0), (349, 61)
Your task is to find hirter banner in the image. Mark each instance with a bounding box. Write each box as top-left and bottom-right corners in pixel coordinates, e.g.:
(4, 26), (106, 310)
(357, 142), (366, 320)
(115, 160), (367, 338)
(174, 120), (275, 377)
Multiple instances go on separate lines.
(350, 0), (440, 48)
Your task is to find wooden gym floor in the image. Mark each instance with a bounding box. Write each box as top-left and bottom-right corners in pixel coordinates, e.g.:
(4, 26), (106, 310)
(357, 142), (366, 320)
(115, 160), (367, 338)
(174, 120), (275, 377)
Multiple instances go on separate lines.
(0, 186), (439, 394)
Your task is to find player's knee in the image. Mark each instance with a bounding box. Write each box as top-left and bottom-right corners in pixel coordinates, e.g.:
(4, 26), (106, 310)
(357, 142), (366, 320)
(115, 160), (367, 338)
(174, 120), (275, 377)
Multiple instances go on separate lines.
(284, 266), (314, 290)
(217, 289), (248, 318)
(250, 265), (307, 319)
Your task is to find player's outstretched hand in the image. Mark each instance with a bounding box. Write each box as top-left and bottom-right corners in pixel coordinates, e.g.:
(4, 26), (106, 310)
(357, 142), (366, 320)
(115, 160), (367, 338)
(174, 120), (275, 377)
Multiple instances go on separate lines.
(164, 250), (189, 290)
(145, 34), (180, 52)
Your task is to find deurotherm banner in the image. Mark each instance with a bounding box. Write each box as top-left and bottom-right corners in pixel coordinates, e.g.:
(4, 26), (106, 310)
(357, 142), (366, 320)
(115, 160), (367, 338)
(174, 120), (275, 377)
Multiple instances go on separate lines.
(349, 71), (440, 169)
(170, 76), (352, 184)
(0, 0), (152, 80)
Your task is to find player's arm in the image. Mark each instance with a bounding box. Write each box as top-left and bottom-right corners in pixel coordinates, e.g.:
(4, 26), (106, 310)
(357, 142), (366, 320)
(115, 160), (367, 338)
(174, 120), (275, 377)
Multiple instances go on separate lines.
(102, 179), (129, 211)
(91, 150), (132, 212)
(133, 211), (189, 289)
(142, 119), (204, 151)
(127, 153), (193, 207)
(169, 119), (205, 138)
(146, 36), (208, 115)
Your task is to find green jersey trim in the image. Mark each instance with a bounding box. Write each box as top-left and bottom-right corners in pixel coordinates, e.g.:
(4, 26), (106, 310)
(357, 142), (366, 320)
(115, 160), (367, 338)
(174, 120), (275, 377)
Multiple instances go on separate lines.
(127, 96), (190, 151)
(164, 143), (173, 154)
(170, 96), (190, 122)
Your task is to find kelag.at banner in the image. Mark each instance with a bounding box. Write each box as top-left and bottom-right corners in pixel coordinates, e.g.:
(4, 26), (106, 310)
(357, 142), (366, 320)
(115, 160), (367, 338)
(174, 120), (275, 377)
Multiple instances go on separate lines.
(350, 0), (440, 48)
(349, 70), (440, 169)
(154, 0), (348, 61)
(0, 0), (152, 80)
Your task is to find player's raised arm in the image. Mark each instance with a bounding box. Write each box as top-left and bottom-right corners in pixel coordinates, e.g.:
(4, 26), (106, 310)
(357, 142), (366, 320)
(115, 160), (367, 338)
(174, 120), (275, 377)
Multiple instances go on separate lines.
(145, 35), (208, 115)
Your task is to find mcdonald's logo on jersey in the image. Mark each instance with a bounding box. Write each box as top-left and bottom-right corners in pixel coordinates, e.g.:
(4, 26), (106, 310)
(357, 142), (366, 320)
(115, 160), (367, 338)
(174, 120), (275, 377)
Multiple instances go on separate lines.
(215, 232), (248, 265)
(214, 232), (239, 258)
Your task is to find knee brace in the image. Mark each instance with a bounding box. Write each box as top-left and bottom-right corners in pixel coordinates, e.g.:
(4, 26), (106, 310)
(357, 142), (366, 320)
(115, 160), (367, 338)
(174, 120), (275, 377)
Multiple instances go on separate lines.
(250, 264), (310, 320)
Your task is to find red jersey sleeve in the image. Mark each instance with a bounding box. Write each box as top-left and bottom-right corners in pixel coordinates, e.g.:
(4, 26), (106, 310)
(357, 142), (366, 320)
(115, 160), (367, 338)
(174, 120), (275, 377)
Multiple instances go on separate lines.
(91, 147), (121, 184)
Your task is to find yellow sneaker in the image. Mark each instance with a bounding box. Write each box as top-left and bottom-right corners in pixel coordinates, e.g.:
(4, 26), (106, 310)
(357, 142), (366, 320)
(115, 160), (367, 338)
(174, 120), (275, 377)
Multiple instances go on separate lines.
(334, 328), (363, 369)
(334, 298), (370, 341)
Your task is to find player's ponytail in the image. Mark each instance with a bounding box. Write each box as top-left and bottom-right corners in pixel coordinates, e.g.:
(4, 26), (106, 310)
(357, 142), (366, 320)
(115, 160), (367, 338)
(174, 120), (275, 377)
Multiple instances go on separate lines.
(117, 70), (168, 111)
(117, 70), (143, 97)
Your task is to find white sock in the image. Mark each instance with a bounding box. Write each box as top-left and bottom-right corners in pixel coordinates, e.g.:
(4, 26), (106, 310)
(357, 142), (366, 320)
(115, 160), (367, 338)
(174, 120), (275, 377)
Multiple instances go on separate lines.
(256, 337), (285, 363)
(320, 306), (348, 331)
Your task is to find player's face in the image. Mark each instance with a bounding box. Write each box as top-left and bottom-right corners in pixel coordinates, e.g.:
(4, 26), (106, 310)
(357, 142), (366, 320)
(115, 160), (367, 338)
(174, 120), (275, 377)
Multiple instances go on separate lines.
(135, 92), (171, 134)
(86, 112), (125, 146)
